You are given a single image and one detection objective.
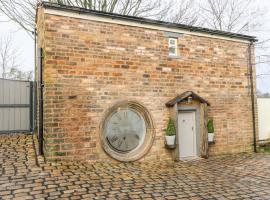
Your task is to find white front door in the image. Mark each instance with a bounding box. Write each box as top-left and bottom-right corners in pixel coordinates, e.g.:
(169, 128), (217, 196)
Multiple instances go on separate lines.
(178, 111), (197, 160)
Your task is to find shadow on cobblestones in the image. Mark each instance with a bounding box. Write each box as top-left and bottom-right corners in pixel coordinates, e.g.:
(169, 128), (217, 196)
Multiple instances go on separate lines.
(1, 134), (270, 199)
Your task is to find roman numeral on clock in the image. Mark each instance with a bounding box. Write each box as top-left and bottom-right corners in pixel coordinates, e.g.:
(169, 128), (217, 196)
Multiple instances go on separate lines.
(123, 111), (128, 118)
(134, 134), (140, 140)
(111, 135), (119, 143)
(115, 113), (121, 120)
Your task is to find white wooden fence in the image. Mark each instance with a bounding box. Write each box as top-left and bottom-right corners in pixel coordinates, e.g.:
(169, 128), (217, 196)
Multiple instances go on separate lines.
(258, 98), (270, 140)
(0, 79), (34, 134)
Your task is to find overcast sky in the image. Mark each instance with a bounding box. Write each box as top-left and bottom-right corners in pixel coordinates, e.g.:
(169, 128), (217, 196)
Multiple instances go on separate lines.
(0, 1), (270, 93)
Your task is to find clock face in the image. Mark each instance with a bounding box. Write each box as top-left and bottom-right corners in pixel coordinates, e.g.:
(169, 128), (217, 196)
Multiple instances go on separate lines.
(104, 108), (146, 153)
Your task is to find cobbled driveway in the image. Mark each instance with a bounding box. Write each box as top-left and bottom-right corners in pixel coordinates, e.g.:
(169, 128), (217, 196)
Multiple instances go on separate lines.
(1, 135), (270, 200)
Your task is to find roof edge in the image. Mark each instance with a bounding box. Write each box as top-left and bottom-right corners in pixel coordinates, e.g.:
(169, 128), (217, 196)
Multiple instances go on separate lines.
(39, 2), (258, 42)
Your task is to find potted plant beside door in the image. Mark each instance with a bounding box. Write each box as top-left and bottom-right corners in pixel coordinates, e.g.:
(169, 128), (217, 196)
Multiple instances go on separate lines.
(165, 118), (176, 146)
(207, 119), (215, 143)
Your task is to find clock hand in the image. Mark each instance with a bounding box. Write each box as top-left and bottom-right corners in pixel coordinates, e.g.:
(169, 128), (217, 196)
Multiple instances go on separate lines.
(117, 140), (123, 148)
(124, 138), (128, 149)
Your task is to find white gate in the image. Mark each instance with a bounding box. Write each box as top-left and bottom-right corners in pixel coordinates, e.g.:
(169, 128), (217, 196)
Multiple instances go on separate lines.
(258, 98), (270, 140)
(0, 79), (34, 134)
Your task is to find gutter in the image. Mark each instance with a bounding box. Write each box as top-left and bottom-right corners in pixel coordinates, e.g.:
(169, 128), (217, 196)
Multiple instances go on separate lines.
(248, 42), (257, 152)
(38, 46), (44, 156)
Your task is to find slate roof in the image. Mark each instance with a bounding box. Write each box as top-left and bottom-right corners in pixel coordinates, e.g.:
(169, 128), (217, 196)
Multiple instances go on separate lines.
(40, 2), (257, 42)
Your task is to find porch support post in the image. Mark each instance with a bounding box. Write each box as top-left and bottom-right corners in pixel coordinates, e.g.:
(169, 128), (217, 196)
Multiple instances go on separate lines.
(173, 103), (179, 161)
(200, 103), (209, 158)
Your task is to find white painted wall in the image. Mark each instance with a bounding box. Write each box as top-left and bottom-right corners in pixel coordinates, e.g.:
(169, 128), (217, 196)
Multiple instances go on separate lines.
(258, 98), (270, 140)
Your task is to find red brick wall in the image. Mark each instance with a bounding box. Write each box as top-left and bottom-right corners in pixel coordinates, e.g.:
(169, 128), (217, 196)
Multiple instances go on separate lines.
(36, 9), (257, 162)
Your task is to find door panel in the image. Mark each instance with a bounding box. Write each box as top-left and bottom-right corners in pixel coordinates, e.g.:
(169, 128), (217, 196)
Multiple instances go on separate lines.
(178, 112), (197, 159)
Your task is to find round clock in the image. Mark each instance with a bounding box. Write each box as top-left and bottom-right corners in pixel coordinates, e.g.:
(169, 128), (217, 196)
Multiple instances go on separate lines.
(100, 101), (155, 162)
(105, 108), (146, 152)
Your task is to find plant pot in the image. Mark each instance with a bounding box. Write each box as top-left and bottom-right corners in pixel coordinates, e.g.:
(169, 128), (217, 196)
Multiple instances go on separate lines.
(165, 135), (176, 145)
(208, 132), (215, 142)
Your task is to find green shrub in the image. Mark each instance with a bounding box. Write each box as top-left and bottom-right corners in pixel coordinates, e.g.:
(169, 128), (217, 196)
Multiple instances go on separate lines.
(166, 118), (176, 136)
(207, 119), (214, 133)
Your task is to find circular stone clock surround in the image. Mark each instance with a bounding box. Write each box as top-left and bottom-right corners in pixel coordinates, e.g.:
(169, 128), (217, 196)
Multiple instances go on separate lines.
(100, 100), (155, 162)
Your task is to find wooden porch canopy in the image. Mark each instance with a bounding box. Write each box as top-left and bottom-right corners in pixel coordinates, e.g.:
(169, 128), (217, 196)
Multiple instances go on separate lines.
(165, 91), (210, 159)
(165, 91), (210, 107)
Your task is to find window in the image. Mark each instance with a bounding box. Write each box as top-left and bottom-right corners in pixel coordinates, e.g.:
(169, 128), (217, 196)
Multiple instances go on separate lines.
(168, 38), (177, 56)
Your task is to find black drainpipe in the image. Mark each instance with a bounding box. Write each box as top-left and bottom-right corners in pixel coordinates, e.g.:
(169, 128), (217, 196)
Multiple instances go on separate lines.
(33, 29), (37, 133)
(248, 41), (257, 153)
(38, 47), (44, 156)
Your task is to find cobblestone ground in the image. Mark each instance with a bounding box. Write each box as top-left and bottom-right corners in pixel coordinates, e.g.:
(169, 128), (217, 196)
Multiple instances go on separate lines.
(1, 135), (270, 200)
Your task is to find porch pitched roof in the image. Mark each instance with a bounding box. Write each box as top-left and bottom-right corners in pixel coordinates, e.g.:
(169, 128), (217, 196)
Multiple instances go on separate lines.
(165, 91), (210, 107)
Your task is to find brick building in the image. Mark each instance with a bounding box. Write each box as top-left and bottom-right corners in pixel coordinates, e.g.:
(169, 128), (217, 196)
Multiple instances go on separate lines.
(36, 2), (258, 162)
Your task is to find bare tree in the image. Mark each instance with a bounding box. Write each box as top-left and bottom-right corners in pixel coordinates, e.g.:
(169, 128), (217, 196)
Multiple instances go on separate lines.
(257, 89), (270, 98)
(0, 0), (267, 35)
(166, 0), (200, 26)
(254, 36), (270, 79)
(198, 0), (270, 83)
(199, 0), (264, 34)
(6, 67), (33, 80)
(0, 0), (171, 36)
(0, 35), (33, 80)
(0, 36), (18, 78)
(256, 39), (270, 63)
